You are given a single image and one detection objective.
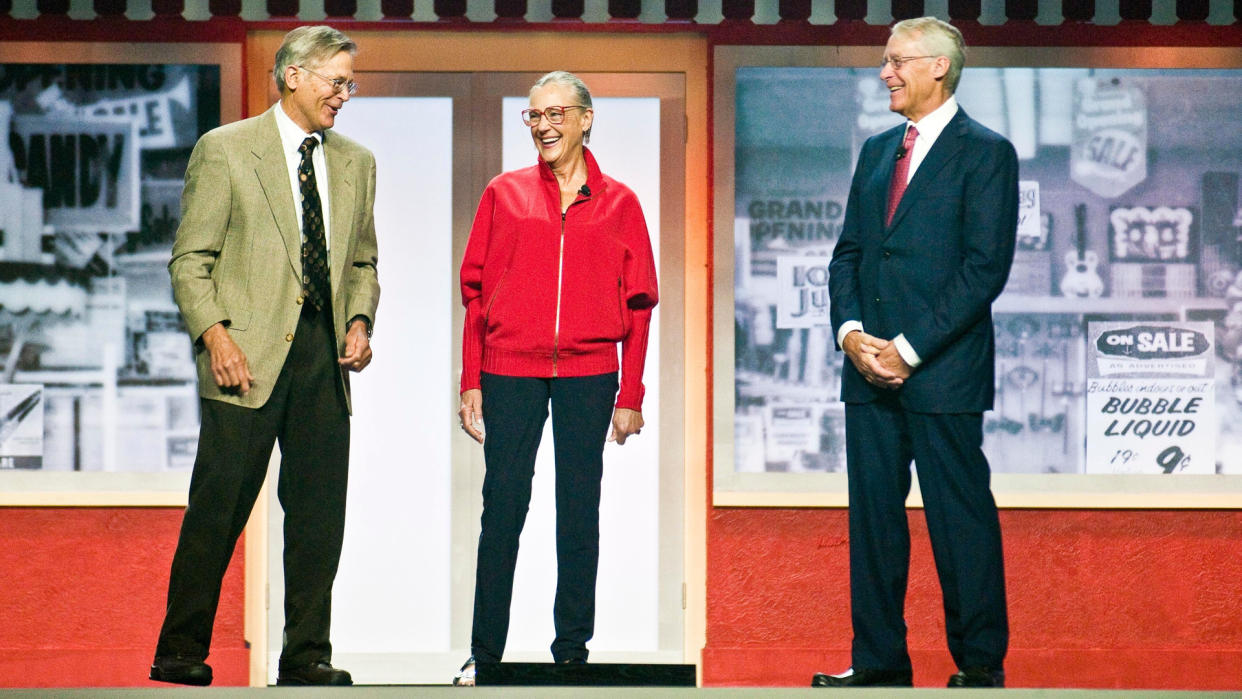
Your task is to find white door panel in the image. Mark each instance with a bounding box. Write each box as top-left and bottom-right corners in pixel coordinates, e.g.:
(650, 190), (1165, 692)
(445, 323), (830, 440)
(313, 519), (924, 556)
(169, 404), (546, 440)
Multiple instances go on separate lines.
(264, 81), (682, 686)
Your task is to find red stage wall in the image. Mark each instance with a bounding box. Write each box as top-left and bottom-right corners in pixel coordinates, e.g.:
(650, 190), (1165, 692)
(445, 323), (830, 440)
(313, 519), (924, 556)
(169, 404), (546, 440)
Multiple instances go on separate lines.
(0, 508), (248, 688)
(703, 507), (1242, 689)
(3, 506), (1239, 689)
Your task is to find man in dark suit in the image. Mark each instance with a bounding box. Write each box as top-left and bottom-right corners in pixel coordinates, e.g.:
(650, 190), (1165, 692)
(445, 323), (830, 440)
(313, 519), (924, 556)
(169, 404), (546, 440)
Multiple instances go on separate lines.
(149, 25), (379, 687)
(815, 17), (1017, 689)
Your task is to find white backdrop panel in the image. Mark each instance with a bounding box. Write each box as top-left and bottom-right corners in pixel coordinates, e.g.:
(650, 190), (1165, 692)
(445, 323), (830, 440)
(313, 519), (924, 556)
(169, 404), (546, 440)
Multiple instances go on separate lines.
(268, 96), (455, 679)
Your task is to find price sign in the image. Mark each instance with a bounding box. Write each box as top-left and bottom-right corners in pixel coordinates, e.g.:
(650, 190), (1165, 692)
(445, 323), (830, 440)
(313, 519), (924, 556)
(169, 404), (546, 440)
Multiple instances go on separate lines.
(1071, 78), (1148, 198)
(1084, 322), (1215, 474)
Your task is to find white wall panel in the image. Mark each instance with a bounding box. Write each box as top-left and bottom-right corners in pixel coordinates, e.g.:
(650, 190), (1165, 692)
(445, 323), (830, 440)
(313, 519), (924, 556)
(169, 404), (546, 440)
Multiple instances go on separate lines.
(268, 96), (455, 681)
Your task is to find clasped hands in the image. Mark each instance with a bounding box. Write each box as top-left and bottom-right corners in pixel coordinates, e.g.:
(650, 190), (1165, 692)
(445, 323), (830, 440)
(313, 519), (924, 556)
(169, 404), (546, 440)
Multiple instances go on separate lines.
(457, 388), (643, 446)
(842, 330), (911, 390)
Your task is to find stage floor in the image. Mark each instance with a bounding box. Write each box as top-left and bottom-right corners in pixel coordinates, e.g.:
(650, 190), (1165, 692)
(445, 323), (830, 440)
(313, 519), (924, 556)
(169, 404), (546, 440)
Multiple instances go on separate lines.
(3, 689), (1238, 697)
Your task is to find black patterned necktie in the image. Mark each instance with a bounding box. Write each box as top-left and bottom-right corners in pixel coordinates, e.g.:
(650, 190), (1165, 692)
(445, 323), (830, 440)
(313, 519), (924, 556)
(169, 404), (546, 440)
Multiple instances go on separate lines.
(298, 136), (330, 312)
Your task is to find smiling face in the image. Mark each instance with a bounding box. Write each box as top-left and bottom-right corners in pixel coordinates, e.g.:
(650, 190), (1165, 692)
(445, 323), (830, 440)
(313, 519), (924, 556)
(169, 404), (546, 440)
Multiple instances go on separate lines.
(880, 30), (951, 122)
(528, 83), (593, 170)
(281, 50), (353, 133)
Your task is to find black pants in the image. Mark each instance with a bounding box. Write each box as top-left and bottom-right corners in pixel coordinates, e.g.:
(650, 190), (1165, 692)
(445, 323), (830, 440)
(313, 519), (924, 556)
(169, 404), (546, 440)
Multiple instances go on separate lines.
(155, 306), (350, 669)
(470, 371), (619, 663)
(845, 394), (1008, 672)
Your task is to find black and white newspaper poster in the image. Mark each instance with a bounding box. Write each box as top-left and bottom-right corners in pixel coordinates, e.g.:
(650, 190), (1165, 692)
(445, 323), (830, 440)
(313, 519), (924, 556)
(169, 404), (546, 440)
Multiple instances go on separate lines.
(0, 63), (220, 472)
(730, 65), (1242, 483)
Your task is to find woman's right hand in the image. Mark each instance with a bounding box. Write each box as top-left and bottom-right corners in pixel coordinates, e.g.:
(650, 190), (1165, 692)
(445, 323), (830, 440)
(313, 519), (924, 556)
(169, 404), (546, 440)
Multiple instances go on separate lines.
(458, 388), (484, 444)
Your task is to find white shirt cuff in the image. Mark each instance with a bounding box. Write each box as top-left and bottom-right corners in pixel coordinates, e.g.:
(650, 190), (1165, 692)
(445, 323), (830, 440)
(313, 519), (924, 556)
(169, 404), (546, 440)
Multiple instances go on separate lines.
(837, 320), (864, 349)
(894, 333), (922, 368)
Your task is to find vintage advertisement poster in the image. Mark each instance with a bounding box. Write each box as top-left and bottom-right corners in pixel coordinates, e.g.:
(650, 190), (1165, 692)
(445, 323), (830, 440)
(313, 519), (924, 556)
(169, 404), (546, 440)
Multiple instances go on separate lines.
(0, 63), (219, 472)
(1085, 322), (1216, 474)
(727, 65), (1242, 488)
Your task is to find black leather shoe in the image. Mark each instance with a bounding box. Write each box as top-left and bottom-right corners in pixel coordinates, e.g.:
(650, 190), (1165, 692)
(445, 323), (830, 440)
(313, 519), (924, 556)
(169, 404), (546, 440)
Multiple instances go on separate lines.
(276, 661), (353, 686)
(812, 667), (913, 687)
(948, 667), (1005, 687)
(150, 656), (212, 686)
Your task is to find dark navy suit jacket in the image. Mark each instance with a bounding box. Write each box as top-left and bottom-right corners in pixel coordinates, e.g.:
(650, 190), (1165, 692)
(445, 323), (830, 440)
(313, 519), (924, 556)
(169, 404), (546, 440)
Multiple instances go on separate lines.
(828, 108), (1019, 414)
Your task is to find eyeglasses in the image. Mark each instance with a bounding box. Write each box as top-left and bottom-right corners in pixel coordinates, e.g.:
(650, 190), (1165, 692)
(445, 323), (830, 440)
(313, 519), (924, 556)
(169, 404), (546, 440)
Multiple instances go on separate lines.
(521, 105), (587, 126)
(880, 55), (936, 70)
(298, 65), (358, 96)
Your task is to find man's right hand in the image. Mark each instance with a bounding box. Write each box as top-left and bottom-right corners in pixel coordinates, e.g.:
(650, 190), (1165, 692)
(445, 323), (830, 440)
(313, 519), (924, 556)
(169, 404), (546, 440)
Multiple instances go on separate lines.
(842, 330), (904, 390)
(202, 322), (254, 395)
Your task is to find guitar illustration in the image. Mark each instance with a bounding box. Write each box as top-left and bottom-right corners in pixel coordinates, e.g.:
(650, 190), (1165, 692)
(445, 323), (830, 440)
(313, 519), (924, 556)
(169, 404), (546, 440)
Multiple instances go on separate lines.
(1060, 203), (1104, 298)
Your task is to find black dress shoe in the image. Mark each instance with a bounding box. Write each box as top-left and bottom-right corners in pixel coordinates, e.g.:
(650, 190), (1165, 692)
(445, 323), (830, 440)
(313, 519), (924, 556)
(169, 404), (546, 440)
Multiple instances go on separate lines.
(948, 667), (1005, 687)
(276, 661), (353, 686)
(812, 667), (913, 687)
(150, 656), (212, 686)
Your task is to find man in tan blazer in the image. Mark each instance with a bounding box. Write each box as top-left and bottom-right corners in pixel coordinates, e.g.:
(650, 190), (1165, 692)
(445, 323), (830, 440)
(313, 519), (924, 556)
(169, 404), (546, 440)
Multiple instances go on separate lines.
(150, 25), (379, 687)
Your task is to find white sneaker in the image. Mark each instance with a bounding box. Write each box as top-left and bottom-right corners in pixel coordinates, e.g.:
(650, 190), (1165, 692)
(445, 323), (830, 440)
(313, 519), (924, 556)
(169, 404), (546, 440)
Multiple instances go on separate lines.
(452, 657), (476, 687)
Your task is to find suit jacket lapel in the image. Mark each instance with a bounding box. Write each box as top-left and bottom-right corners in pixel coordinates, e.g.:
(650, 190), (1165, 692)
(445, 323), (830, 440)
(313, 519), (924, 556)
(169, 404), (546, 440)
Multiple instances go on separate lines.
(252, 109), (303, 278)
(325, 133), (355, 300)
(886, 109), (968, 234)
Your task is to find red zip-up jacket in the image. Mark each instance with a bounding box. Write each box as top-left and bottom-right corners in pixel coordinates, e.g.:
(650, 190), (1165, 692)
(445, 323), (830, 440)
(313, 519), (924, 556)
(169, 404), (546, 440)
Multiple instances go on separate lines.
(459, 148), (658, 411)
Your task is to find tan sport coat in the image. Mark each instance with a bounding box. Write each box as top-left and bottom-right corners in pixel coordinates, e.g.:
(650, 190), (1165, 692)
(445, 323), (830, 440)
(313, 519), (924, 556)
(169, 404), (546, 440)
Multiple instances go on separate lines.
(169, 105), (380, 412)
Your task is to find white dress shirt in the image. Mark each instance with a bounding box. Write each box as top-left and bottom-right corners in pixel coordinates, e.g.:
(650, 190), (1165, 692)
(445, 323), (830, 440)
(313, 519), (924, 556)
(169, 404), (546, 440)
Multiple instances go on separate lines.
(274, 102), (332, 252)
(837, 96), (960, 369)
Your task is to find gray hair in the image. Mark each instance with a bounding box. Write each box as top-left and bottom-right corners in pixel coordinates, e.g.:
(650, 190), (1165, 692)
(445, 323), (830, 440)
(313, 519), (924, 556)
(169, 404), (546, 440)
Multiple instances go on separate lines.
(273, 25), (357, 93)
(531, 70), (593, 143)
(891, 17), (966, 94)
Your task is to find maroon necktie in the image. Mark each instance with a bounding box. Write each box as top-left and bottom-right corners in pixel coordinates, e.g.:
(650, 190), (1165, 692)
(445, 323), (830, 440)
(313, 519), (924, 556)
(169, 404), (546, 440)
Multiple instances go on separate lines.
(885, 125), (919, 227)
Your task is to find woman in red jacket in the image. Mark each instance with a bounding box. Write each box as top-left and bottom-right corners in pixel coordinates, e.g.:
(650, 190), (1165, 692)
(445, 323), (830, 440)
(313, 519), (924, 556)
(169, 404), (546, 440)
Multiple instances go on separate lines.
(453, 71), (658, 685)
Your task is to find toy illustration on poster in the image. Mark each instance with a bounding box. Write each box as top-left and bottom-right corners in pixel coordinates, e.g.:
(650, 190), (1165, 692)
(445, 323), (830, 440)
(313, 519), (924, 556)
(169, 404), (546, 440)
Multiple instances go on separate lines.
(0, 63), (220, 472)
(726, 65), (1242, 487)
(1061, 203), (1104, 298)
(1107, 205), (1199, 299)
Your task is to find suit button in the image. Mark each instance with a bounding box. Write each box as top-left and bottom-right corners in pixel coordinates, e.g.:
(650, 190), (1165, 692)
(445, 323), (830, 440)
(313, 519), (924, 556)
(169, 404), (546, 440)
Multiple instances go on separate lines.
(883, 251), (892, 259)
(874, 297), (881, 303)
(296, 296), (304, 305)
(285, 333), (294, 342)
